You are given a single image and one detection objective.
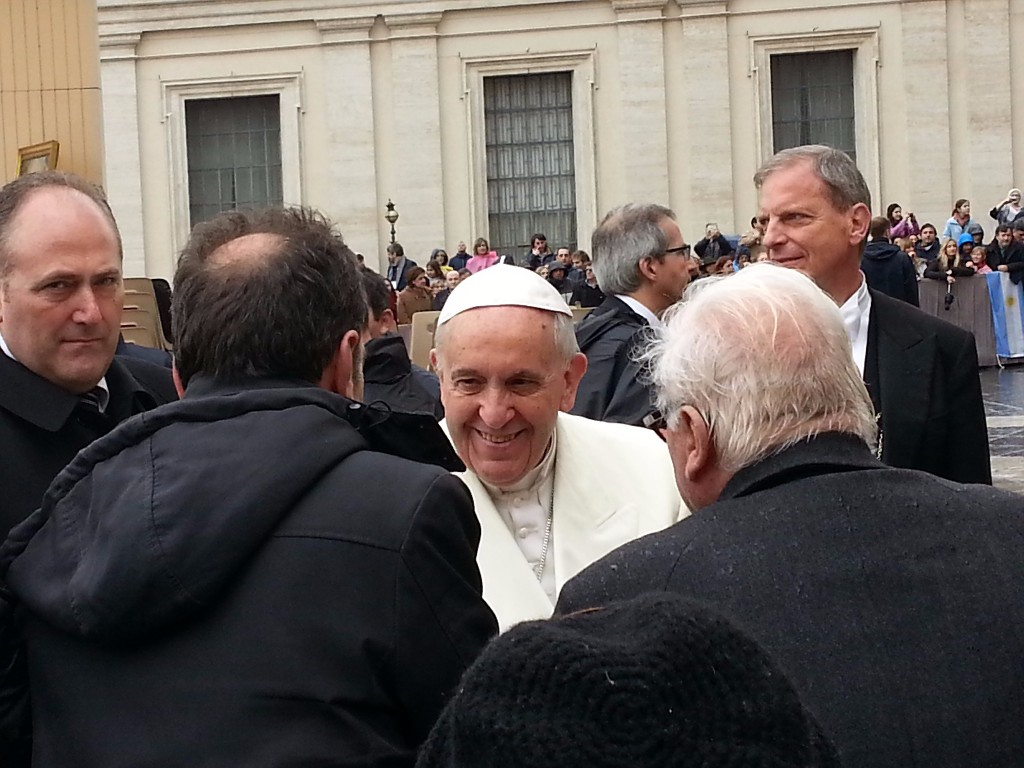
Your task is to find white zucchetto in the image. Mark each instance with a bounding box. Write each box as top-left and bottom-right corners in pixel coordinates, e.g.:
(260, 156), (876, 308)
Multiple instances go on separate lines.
(437, 264), (573, 326)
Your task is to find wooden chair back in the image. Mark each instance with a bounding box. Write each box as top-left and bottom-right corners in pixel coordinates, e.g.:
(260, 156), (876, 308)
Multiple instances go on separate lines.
(409, 311), (441, 370)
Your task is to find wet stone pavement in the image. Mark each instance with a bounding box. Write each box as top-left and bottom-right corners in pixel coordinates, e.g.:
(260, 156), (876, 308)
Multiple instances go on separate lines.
(981, 364), (1024, 495)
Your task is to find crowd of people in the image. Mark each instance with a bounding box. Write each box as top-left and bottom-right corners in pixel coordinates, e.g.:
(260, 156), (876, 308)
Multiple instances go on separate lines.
(852, 194), (1024, 306)
(0, 146), (1020, 768)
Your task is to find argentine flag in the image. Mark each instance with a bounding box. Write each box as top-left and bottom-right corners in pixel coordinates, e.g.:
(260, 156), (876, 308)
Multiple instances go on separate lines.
(986, 271), (1024, 358)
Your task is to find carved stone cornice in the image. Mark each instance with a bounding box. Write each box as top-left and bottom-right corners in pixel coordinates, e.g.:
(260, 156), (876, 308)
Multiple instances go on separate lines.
(98, 32), (142, 60)
(316, 16), (376, 45)
(611, 0), (669, 11)
(383, 11), (443, 36)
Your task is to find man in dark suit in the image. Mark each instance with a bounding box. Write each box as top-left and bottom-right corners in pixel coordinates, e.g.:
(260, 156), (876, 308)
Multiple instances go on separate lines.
(572, 203), (691, 426)
(385, 241), (417, 289)
(0, 206), (496, 767)
(0, 172), (176, 546)
(558, 264), (1024, 768)
(754, 144), (989, 483)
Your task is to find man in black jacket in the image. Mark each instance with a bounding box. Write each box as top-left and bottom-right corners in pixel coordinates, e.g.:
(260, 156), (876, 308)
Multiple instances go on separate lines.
(989, 224), (1024, 281)
(386, 241), (417, 289)
(360, 267), (443, 419)
(913, 221), (940, 262)
(0, 172), (176, 547)
(755, 144), (988, 484)
(559, 264), (1024, 768)
(0, 207), (496, 768)
(571, 203), (691, 426)
(860, 216), (918, 306)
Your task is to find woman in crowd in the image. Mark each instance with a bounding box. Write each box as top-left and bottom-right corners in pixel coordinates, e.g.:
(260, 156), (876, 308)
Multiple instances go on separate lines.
(971, 246), (992, 274)
(924, 234), (976, 284)
(425, 259), (444, 281)
(396, 266), (434, 323)
(989, 189), (1022, 227)
(430, 248), (453, 273)
(466, 238), (498, 273)
(887, 203), (920, 239)
(941, 199), (975, 243)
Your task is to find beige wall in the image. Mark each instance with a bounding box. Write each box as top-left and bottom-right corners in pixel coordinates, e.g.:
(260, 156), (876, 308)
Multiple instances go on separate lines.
(97, 0), (1023, 279)
(0, 0), (103, 184)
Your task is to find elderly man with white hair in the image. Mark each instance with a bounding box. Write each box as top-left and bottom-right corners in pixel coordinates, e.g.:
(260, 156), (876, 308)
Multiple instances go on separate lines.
(559, 264), (1024, 768)
(431, 264), (683, 630)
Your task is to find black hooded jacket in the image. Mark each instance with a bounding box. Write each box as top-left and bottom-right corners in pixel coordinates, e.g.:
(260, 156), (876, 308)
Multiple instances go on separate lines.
(571, 296), (655, 426)
(364, 334), (444, 420)
(0, 378), (495, 768)
(860, 240), (919, 307)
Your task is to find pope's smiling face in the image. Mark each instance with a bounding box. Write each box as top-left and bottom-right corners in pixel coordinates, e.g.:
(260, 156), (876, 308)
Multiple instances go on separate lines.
(433, 306), (586, 488)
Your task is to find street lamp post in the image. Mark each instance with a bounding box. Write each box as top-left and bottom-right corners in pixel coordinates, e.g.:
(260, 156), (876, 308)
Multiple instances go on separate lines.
(385, 199), (399, 244)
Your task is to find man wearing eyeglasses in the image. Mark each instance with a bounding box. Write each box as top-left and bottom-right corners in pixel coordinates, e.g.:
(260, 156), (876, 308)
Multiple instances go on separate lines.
(572, 203), (691, 426)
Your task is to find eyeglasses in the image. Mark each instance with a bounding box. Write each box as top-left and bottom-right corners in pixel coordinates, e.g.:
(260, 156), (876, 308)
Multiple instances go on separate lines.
(664, 244), (691, 256)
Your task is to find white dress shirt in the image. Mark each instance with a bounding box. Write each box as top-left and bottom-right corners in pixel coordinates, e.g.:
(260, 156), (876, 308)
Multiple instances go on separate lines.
(616, 295), (663, 328)
(480, 433), (558, 604)
(838, 275), (872, 376)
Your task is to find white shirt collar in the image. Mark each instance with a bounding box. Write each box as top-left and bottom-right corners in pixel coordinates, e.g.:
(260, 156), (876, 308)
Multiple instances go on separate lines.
(837, 275), (872, 376)
(0, 330), (110, 411)
(616, 295), (663, 328)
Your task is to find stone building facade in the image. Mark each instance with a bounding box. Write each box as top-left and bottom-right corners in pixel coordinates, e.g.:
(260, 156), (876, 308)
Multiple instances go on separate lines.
(97, 0), (1023, 278)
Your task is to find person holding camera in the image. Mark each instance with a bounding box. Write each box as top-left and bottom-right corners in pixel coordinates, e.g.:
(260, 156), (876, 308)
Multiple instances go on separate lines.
(693, 222), (734, 268)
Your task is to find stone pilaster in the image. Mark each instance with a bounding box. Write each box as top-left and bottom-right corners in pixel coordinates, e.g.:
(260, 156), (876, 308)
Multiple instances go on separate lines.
(677, 0), (734, 230)
(316, 17), (380, 259)
(612, 0), (670, 203)
(99, 33), (146, 277)
(384, 12), (446, 260)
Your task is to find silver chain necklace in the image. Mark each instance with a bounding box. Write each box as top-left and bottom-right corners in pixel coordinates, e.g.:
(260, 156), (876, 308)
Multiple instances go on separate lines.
(532, 479), (556, 582)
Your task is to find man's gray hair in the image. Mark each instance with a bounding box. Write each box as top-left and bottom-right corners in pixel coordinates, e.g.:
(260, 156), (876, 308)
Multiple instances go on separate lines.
(641, 263), (877, 472)
(753, 145), (871, 213)
(591, 203), (675, 295)
(434, 311), (578, 366)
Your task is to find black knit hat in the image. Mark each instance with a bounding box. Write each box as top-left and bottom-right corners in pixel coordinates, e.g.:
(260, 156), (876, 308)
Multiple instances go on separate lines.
(417, 593), (839, 768)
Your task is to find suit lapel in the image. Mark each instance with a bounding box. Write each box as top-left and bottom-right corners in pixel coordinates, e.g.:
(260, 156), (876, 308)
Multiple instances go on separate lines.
(550, 415), (639, 592)
(868, 292), (934, 462)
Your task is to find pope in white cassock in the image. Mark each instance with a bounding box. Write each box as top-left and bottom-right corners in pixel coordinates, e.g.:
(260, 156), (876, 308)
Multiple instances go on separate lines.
(431, 265), (686, 630)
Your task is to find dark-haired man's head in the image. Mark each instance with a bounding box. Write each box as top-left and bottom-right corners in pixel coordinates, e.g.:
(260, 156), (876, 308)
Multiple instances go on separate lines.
(173, 207), (366, 399)
(868, 216), (890, 242)
(359, 267), (397, 340)
(386, 242), (404, 264)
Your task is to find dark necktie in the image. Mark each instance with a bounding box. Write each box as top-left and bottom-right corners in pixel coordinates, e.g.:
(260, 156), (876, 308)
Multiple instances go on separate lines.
(78, 388), (104, 413)
(74, 387), (114, 431)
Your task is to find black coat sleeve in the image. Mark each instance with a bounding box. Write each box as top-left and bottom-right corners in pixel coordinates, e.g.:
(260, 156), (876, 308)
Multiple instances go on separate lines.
(392, 473), (497, 742)
(716, 234), (735, 257)
(941, 330), (991, 484)
(0, 589), (30, 768)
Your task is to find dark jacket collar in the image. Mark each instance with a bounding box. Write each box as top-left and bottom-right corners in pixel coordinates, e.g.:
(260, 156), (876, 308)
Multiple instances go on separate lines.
(575, 295), (648, 350)
(0, 353), (150, 432)
(720, 432), (882, 501)
(364, 334), (412, 383)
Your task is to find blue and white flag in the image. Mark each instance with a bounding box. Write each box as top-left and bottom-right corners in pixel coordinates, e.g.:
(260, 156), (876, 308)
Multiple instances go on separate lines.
(986, 272), (1024, 358)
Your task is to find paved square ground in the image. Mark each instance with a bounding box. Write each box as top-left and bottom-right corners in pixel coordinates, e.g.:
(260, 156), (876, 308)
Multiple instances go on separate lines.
(981, 365), (1024, 494)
